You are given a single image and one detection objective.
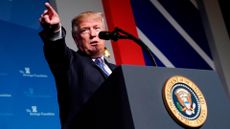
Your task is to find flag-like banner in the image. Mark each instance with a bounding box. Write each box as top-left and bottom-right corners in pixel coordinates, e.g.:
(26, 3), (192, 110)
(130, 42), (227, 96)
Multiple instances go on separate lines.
(130, 0), (213, 69)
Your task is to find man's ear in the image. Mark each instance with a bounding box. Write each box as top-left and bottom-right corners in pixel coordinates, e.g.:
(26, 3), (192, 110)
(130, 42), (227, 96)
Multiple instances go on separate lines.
(72, 33), (81, 49)
(72, 32), (78, 44)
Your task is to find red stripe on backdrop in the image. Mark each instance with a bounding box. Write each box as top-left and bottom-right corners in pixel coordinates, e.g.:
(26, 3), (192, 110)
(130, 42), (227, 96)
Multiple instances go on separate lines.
(102, 0), (145, 65)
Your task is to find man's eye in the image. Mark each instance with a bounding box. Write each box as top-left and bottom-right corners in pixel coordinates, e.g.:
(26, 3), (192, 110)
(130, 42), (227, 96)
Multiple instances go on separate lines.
(93, 26), (101, 31)
(80, 29), (89, 33)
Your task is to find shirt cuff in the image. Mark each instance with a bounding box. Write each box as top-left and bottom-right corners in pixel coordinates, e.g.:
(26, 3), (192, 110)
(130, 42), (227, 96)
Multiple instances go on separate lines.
(49, 27), (63, 41)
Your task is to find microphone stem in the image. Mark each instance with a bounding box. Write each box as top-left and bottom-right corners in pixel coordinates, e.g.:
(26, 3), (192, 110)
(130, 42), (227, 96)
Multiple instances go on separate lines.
(130, 36), (157, 66)
(115, 27), (157, 66)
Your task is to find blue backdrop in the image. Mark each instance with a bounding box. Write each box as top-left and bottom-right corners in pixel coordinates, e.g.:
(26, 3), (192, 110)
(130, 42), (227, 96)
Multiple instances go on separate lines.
(0, 0), (60, 128)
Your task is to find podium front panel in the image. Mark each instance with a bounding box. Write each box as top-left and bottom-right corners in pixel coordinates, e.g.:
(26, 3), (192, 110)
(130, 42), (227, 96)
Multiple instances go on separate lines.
(121, 65), (230, 129)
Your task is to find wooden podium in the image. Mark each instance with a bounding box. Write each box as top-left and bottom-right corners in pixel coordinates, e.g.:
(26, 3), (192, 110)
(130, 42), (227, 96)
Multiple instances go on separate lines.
(74, 65), (230, 129)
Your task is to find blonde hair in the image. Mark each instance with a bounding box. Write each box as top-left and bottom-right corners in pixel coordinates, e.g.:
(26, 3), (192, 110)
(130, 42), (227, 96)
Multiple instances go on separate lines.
(71, 11), (105, 35)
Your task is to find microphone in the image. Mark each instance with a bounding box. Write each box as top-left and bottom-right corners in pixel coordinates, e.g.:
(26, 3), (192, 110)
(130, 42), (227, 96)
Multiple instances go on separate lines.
(99, 30), (126, 41)
(98, 31), (111, 40)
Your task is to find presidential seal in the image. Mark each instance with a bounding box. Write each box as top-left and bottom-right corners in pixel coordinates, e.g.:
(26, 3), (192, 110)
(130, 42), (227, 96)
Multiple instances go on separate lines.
(162, 75), (208, 128)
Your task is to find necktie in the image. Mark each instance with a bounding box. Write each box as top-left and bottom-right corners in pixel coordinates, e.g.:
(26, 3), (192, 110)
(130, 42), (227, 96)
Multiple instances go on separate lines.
(95, 57), (110, 76)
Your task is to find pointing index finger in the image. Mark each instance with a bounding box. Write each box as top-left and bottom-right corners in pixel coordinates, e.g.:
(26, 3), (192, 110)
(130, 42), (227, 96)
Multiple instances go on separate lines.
(44, 2), (56, 13)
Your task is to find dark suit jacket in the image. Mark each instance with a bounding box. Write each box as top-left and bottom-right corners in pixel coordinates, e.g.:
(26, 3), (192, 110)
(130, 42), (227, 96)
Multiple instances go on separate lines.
(40, 29), (116, 129)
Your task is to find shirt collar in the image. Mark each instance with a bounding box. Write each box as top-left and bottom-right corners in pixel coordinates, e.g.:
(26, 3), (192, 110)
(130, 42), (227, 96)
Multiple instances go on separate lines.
(92, 56), (104, 62)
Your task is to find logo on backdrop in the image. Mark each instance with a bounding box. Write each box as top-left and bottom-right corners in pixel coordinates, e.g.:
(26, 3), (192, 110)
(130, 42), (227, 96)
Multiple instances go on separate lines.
(0, 93), (12, 98)
(19, 67), (48, 78)
(24, 87), (52, 98)
(26, 105), (55, 117)
(162, 75), (207, 128)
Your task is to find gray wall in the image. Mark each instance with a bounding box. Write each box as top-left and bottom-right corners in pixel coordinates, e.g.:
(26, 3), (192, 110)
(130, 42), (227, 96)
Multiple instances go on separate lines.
(198, 0), (230, 97)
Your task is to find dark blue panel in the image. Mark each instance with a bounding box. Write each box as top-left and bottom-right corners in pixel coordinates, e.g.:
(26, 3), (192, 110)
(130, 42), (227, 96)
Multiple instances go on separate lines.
(158, 0), (212, 58)
(131, 0), (212, 69)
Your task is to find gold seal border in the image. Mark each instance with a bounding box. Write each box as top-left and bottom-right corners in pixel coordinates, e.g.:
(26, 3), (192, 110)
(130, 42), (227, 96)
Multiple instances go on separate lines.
(162, 75), (208, 128)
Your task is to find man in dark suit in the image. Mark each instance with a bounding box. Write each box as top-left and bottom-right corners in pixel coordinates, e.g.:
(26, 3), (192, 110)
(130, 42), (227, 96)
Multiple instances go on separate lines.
(39, 2), (116, 129)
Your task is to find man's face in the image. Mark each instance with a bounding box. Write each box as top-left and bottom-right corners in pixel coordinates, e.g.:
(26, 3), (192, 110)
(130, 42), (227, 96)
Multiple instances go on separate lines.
(74, 15), (105, 58)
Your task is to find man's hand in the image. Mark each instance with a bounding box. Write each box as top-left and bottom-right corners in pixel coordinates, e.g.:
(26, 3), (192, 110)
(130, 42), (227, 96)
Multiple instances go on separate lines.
(39, 2), (61, 32)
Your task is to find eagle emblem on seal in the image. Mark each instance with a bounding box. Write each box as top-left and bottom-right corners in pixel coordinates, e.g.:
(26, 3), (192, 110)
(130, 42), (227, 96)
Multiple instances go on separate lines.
(175, 88), (196, 116)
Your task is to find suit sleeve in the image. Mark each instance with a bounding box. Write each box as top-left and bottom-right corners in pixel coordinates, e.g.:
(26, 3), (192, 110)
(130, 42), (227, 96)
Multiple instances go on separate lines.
(39, 27), (72, 76)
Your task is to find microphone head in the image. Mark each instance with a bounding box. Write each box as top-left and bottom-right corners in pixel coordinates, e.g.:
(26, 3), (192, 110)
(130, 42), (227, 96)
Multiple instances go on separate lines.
(99, 31), (111, 40)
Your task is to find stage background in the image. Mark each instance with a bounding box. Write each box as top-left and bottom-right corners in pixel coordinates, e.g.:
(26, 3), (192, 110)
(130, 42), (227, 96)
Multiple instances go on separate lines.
(0, 0), (229, 129)
(54, 0), (230, 92)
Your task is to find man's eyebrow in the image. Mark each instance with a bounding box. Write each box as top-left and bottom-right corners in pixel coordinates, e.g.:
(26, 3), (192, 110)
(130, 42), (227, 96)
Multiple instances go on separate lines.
(80, 26), (89, 29)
